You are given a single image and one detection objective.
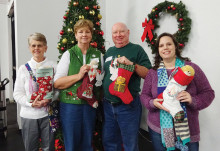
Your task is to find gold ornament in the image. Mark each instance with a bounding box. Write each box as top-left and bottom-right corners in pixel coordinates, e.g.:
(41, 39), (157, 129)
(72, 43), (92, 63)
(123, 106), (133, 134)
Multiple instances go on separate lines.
(97, 5), (101, 9)
(152, 9), (155, 12)
(58, 43), (61, 46)
(182, 28), (185, 30)
(89, 10), (95, 15)
(79, 15), (84, 19)
(73, 1), (79, 6)
(71, 41), (75, 44)
(98, 14), (102, 19)
(70, 21), (73, 24)
(68, 28), (73, 33)
(175, 13), (178, 18)
(171, 5), (174, 8)
(62, 38), (68, 44)
(57, 46), (60, 49)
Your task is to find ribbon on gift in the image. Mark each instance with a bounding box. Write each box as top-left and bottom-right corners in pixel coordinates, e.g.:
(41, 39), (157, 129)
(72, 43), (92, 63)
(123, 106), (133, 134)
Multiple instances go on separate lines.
(141, 18), (154, 42)
(115, 81), (125, 92)
(115, 76), (126, 92)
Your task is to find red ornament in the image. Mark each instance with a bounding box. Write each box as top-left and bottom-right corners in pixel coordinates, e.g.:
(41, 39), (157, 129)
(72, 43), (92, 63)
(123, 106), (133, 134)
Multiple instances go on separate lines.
(179, 18), (183, 22)
(90, 42), (97, 48)
(55, 139), (64, 150)
(96, 22), (100, 26)
(60, 30), (64, 35)
(63, 15), (67, 19)
(167, 6), (171, 10)
(94, 132), (98, 136)
(178, 28), (182, 31)
(172, 7), (176, 10)
(101, 45), (105, 49)
(155, 8), (158, 11)
(179, 43), (184, 47)
(155, 14), (158, 18)
(93, 5), (97, 9)
(99, 31), (104, 36)
(151, 42), (154, 45)
(61, 47), (65, 51)
(181, 23), (184, 26)
(85, 6), (89, 10)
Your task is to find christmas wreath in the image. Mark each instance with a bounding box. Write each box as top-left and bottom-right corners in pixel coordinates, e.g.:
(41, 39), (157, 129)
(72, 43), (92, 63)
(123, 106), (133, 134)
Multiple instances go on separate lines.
(141, 1), (191, 53)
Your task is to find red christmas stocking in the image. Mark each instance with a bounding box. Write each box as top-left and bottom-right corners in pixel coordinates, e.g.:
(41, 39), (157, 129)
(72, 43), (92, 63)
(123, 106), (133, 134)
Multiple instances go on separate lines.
(30, 67), (54, 103)
(109, 63), (135, 104)
(77, 73), (98, 108)
(31, 76), (52, 102)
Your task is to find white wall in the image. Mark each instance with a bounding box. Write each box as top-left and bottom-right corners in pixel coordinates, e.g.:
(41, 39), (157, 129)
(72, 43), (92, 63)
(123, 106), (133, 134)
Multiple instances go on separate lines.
(0, 4), (13, 100)
(104, 0), (220, 150)
(14, 0), (68, 67)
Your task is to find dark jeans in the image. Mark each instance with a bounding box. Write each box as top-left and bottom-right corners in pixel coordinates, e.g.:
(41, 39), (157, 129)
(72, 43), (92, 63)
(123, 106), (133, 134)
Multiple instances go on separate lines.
(149, 127), (199, 151)
(60, 102), (96, 151)
(102, 96), (142, 151)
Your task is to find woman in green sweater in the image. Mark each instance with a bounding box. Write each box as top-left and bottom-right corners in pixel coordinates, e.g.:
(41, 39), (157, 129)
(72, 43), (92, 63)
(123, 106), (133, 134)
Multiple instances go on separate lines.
(54, 19), (102, 151)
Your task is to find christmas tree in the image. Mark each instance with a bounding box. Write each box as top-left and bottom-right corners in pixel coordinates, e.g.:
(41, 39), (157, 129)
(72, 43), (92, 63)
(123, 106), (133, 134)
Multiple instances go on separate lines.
(55, 0), (105, 151)
(57, 0), (105, 59)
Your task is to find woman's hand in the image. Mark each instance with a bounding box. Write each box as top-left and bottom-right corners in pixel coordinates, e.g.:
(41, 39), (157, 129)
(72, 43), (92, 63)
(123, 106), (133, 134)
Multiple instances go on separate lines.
(32, 96), (51, 108)
(42, 99), (51, 107)
(153, 99), (170, 113)
(177, 91), (192, 104)
(117, 56), (133, 65)
(78, 64), (90, 80)
(32, 95), (43, 108)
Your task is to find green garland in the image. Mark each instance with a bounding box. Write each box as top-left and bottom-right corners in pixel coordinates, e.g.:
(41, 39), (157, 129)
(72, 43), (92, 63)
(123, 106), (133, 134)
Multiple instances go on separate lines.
(142, 1), (191, 53)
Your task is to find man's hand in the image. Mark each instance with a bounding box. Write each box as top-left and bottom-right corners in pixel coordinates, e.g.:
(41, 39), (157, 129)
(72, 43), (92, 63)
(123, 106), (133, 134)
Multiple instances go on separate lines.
(117, 56), (133, 65)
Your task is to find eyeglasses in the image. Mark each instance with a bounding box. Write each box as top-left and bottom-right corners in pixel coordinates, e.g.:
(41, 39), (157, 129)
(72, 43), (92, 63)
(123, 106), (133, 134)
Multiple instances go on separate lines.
(30, 44), (45, 48)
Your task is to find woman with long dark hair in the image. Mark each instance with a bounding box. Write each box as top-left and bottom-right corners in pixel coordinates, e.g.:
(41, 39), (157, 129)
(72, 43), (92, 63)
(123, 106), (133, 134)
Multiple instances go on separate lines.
(140, 33), (215, 151)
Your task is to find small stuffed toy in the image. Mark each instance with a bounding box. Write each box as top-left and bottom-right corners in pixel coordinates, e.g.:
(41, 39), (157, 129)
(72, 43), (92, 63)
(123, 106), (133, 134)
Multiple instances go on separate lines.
(109, 58), (118, 81)
(77, 60), (101, 108)
(95, 71), (105, 87)
(158, 65), (195, 122)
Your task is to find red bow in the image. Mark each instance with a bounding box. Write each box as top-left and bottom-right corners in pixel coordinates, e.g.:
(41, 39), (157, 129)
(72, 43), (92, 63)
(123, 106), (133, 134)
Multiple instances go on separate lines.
(141, 18), (154, 42)
(68, 91), (73, 96)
